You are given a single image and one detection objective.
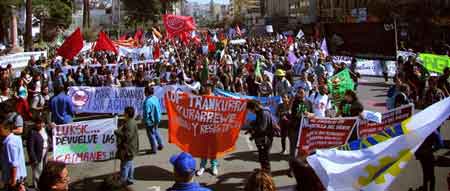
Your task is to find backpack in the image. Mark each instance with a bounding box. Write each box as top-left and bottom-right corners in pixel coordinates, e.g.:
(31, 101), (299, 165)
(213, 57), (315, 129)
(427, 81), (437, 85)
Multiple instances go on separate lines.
(263, 108), (281, 137)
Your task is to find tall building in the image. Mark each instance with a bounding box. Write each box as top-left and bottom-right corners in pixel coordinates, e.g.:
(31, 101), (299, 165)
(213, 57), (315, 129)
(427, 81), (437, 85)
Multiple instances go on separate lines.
(230, 0), (265, 26)
(289, 0), (317, 24)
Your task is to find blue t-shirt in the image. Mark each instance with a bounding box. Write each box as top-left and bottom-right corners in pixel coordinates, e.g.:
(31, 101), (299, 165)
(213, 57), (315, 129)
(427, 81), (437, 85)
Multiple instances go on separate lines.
(1, 134), (27, 182)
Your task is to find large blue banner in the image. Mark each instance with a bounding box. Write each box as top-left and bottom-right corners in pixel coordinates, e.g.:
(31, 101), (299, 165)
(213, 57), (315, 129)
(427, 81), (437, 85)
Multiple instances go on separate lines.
(214, 89), (282, 127)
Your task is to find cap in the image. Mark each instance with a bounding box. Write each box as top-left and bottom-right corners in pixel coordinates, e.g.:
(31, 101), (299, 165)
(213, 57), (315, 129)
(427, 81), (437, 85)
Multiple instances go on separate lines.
(170, 152), (196, 176)
(275, 69), (286, 77)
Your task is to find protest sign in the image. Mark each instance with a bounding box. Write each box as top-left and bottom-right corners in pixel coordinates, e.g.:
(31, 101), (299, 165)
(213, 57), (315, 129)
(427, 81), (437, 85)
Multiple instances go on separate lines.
(165, 92), (247, 158)
(419, 53), (450, 74)
(324, 23), (396, 60)
(68, 87), (145, 114)
(327, 69), (355, 106)
(154, 84), (200, 113)
(53, 118), (118, 164)
(214, 89), (282, 124)
(297, 117), (357, 155)
(358, 104), (414, 138)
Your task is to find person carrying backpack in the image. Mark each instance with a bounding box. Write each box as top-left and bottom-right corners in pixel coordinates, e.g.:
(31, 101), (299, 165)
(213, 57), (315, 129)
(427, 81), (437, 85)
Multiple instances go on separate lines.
(246, 100), (275, 172)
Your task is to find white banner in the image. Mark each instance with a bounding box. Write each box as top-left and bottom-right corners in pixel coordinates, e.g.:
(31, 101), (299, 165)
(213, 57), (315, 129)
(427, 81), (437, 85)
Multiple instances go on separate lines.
(68, 86), (145, 114)
(118, 45), (152, 60)
(0, 51), (47, 69)
(154, 84), (200, 113)
(53, 118), (118, 164)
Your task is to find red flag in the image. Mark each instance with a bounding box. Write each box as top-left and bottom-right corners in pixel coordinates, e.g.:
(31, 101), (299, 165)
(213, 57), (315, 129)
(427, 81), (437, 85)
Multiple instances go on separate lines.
(163, 14), (196, 38)
(287, 36), (294, 47)
(236, 25), (242, 36)
(57, 28), (84, 60)
(119, 34), (127, 41)
(153, 44), (160, 60)
(93, 31), (118, 54)
(134, 28), (143, 44)
(179, 31), (189, 45)
(208, 35), (215, 53)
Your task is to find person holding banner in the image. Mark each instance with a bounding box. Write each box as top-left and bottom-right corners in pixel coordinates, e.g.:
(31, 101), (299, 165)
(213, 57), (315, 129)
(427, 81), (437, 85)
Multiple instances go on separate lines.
(197, 83), (219, 176)
(337, 90), (364, 118)
(246, 100), (275, 172)
(290, 88), (313, 159)
(143, 86), (164, 154)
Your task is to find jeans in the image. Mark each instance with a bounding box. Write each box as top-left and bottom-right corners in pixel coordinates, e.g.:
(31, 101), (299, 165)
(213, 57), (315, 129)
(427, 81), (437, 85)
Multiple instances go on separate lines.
(146, 124), (164, 152)
(255, 136), (273, 172)
(200, 159), (218, 168)
(120, 160), (134, 183)
(31, 160), (44, 188)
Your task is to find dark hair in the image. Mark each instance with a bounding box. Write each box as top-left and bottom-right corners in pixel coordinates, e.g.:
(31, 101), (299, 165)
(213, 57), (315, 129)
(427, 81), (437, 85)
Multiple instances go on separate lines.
(124, 106), (135, 118)
(145, 86), (154, 96)
(244, 169), (276, 191)
(344, 90), (358, 101)
(34, 117), (44, 124)
(38, 161), (67, 191)
(246, 99), (262, 111)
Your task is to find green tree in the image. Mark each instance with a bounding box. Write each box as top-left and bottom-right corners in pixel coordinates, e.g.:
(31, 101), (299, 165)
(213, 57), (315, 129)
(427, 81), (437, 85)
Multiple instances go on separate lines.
(122, 0), (162, 25)
(33, 0), (72, 42)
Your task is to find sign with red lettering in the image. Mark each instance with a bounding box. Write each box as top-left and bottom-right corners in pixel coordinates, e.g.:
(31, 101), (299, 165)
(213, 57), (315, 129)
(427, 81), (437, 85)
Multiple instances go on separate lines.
(165, 91), (247, 158)
(52, 118), (118, 164)
(297, 117), (357, 156)
(358, 104), (414, 138)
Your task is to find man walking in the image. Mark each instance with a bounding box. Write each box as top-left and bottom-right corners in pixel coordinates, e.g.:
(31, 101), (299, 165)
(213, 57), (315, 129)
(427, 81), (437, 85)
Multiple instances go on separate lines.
(143, 86), (164, 154)
(49, 85), (74, 125)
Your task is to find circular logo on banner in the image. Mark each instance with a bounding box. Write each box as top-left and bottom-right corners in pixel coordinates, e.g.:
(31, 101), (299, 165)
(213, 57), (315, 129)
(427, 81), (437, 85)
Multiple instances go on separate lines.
(167, 17), (185, 31)
(71, 90), (89, 107)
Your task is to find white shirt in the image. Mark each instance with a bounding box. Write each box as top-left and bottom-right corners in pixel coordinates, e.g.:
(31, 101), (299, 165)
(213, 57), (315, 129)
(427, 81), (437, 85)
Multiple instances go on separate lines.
(39, 128), (48, 149)
(308, 92), (331, 118)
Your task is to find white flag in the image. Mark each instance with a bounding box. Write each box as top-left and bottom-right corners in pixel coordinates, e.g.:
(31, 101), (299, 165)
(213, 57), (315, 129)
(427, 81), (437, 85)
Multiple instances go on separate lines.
(307, 97), (450, 191)
(321, 38), (329, 57)
(296, 29), (304, 39)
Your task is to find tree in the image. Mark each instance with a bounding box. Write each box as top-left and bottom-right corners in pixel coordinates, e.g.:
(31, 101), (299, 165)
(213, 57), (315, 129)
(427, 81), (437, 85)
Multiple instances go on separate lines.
(0, 0), (23, 44)
(83, 0), (90, 28)
(25, 0), (32, 51)
(33, 0), (72, 41)
(122, 0), (162, 25)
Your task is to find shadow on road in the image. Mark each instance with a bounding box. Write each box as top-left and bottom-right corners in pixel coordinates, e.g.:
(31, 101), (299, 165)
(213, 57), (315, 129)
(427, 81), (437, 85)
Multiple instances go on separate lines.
(69, 165), (173, 191)
(224, 151), (289, 163)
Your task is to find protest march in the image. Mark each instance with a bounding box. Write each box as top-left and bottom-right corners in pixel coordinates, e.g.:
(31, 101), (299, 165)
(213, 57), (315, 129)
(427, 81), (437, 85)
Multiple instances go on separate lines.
(1, 2), (450, 191)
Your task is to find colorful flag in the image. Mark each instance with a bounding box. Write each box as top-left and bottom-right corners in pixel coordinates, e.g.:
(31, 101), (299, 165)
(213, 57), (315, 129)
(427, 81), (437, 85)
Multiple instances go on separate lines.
(165, 92), (247, 158)
(163, 14), (196, 38)
(134, 28), (143, 45)
(327, 68), (355, 106)
(119, 34), (127, 41)
(255, 58), (262, 78)
(93, 32), (118, 54)
(287, 36), (294, 47)
(307, 97), (450, 191)
(57, 28), (84, 60)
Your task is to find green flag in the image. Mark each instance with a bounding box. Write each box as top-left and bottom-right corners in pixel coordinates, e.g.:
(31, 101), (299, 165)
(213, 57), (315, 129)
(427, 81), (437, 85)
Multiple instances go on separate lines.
(418, 53), (450, 74)
(327, 68), (355, 106)
(255, 58), (262, 78)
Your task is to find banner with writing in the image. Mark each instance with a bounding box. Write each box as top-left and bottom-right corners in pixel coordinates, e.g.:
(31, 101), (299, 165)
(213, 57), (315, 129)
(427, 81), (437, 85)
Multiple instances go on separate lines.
(165, 91), (247, 158)
(68, 86), (145, 114)
(327, 69), (355, 106)
(419, 53), (450, 74)
(53, 118), (118, 164)
(154, 84), (200, 113)
(358, 104), (414, 138)
(214, 89), (282, 124)
(297, 117), (357, 156)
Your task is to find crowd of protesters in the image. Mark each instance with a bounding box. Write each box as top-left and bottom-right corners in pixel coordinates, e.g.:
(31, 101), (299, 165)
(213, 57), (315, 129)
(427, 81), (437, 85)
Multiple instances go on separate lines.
(0, 31), (449, 191)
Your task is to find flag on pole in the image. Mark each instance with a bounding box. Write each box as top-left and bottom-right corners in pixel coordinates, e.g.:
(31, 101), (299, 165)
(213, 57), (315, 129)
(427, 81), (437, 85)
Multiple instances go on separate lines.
(93, 31), (118, 54)
(307, 97), (450, 191)
(57, 28), (84, 60)
(153, 43), (160, 59)
(321, 38), (329, 57)
(296, 29), (305, 39)
(163, 14), (196, 38)
(327, 68), (355, 106)
(255, 58), (262, 78)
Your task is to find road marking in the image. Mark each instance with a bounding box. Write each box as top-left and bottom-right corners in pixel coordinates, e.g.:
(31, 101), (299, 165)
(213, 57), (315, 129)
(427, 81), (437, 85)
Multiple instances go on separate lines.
(147, 186), (161, 191)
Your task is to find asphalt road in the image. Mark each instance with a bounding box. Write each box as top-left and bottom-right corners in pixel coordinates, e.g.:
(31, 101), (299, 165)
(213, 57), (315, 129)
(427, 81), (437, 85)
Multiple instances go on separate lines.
(34, 77), (450, 190)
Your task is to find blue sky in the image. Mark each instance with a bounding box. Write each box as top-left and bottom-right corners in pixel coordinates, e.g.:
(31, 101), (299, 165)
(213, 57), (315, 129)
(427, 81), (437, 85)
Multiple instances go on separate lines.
(188, 0), (229, 4)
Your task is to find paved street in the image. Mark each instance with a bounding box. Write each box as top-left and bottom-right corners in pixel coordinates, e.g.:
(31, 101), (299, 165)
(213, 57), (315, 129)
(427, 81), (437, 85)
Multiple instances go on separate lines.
(66, 77), (450, 191)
